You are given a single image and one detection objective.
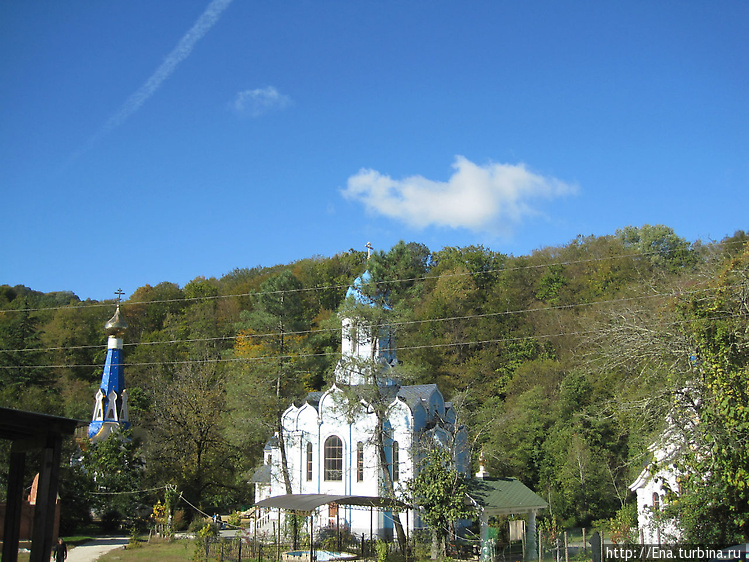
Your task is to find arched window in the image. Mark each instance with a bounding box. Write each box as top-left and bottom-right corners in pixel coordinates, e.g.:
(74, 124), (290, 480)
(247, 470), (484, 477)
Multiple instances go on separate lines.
(652, 492), (660, 510)
(324, 436), (343, 481)
(306, 442), (313, 481)
(357, 442), (364, 482)
(392, 441), (400, 481)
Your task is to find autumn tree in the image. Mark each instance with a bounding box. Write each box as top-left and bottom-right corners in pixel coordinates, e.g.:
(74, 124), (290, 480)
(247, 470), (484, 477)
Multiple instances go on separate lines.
(145, 361), (238, 509)
(229, 270), (312, 494)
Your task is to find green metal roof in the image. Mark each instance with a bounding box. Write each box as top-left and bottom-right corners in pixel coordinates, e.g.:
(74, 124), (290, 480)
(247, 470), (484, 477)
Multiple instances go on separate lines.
(466, 477), (547, 516)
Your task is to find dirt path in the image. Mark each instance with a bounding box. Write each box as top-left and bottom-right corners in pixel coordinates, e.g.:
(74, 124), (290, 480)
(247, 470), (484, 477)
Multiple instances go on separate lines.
(64, 536), (128, 562)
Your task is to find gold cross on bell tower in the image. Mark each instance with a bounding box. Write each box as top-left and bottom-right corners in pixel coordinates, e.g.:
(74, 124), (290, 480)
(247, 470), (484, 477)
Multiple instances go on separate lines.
(365, 242), (373, 260)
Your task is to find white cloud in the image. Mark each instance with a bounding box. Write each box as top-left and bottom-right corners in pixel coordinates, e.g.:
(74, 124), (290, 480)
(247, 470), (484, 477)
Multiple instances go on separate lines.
(341, 156), (578, 233)
(231, 86), (292, 118)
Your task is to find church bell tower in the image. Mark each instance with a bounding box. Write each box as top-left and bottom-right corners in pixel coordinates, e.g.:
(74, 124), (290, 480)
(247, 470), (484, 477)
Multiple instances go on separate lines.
(88, 291), (131, 442)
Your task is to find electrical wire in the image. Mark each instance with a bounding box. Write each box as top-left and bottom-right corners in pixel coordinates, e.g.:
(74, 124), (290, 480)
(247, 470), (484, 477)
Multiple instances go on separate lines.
(0, 309), (742, 370)
(0, 281), (733, 358)
(90, 484), (171, 496)
(2, 239), (742, 315)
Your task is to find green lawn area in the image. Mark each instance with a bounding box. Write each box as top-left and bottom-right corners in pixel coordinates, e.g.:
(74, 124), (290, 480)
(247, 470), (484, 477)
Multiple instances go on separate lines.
(97, 539), (195, 561)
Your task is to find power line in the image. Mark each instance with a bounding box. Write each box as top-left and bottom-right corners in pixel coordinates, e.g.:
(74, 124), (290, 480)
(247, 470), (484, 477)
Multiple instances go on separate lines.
(2, 240), (740, 315)
(0, 282), (728, 357)
(91, 485), (171, 496)
(0, 309), (741, 371)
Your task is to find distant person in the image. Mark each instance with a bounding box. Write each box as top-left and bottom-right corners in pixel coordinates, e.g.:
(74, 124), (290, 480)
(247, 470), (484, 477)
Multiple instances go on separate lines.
(53, 537), (67, 561)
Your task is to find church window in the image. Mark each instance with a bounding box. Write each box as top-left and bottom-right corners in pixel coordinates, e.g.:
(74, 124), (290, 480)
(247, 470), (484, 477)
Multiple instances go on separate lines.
(324, 436), (343, 481)
(357, 442), (364, 482)
(392, 441), (400, 481)
(306, 442), (313, 481)
(652, 492), (660, 510)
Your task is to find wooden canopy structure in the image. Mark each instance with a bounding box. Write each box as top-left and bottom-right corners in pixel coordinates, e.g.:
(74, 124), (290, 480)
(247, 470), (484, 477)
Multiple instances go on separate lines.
(0, 407), (82, 562)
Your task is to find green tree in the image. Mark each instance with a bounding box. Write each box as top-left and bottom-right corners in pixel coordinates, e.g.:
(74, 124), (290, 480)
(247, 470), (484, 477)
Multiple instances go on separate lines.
(407, 446), (473, 558)
(83, 430), (146, 531)
(668, 244), (749, 543)
(616, 224), (695, 271)
(0, 297), (47, 388)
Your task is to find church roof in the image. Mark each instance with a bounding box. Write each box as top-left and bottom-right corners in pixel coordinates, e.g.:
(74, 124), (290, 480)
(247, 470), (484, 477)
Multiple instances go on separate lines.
(104, 305), (128, 337)
(345, 271), (375, 306)
(345, 271), (391, 310)
(264, 435), (279, 450)
(397, 383), (438, 409)
(303, 391), (324, 408)
(251, 464), (271, 484)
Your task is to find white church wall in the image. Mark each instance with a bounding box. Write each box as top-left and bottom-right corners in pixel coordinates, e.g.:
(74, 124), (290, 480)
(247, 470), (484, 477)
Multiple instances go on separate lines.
(633, 471), (681, 544)
(629, 434), (683, 544)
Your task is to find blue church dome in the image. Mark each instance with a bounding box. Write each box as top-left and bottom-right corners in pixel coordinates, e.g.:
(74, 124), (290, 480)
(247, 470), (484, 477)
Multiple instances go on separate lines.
(345, 271), (391, 310)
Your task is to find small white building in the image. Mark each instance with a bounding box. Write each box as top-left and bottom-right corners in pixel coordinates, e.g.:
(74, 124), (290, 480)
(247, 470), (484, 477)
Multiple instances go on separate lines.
(253, 271), (468, 539)
(629, 428), (683, 544)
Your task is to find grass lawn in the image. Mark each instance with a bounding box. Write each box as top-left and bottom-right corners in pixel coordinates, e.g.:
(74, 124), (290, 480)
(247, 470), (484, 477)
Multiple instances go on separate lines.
(97, 538), (195, 561)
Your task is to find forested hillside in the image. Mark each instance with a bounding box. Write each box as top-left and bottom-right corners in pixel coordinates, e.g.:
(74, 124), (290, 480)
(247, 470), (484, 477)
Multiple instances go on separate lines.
(1, 225), (748, 541)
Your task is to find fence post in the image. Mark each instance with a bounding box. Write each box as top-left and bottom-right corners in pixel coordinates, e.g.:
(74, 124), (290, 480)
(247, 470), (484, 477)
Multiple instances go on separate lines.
(583, 528), (587, 553)
(564, 532), (568, 562)
(538, 529), (542, 562)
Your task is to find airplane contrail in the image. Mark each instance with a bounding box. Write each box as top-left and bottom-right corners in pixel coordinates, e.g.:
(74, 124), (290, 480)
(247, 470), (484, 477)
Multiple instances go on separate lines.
(75, 0), (234, 158)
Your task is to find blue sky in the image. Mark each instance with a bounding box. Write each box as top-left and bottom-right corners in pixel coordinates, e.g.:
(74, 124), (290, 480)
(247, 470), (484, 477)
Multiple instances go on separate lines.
(1, 1), (747, 302)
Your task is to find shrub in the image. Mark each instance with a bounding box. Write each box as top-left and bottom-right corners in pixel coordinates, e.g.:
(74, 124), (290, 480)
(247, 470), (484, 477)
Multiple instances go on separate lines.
(375, 539), (389, 562)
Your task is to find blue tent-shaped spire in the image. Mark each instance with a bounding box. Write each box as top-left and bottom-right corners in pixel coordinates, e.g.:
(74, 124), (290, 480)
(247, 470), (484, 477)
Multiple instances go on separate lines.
(88, 304), (130, 441)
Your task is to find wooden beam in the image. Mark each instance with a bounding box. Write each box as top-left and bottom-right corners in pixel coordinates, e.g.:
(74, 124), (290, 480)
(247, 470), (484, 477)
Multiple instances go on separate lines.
(29, 434), (63, 562)
(2, 448), (26, 562)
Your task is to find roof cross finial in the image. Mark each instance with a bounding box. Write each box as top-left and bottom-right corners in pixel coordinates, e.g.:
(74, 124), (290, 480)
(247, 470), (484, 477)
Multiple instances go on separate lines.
(114, 289), (125, 304)
(365, 242), (373, 260)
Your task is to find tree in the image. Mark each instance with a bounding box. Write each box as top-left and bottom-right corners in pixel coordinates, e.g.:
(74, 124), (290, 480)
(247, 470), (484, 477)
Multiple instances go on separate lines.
(616, 224), (695, 272)
(407, 446), (473, 558)
(83, 430), (146, 531)
(230, 270), (311, 495)
(333, 247), (429, 555)
(0, 296), (47, 388)
(666, 244), (749, 543)
(146, 361), (236, 510)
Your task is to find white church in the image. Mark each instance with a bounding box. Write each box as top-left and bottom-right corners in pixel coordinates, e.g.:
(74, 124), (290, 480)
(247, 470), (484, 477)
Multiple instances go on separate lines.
(252, 271), (469, 539)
